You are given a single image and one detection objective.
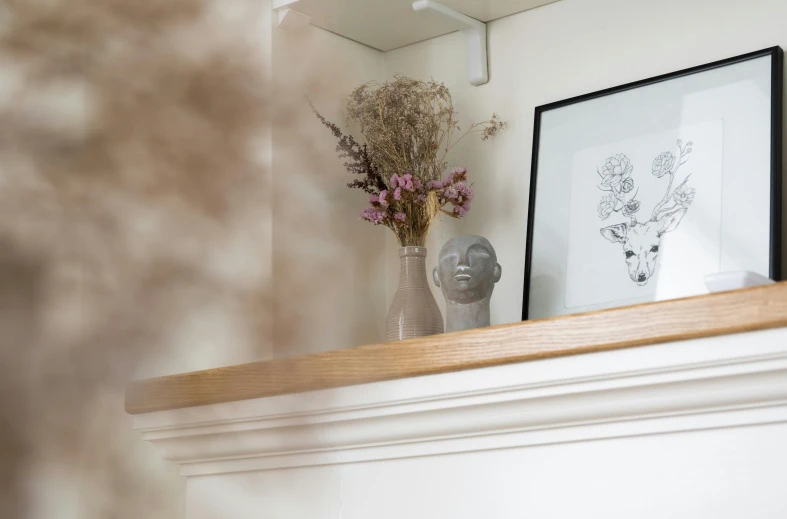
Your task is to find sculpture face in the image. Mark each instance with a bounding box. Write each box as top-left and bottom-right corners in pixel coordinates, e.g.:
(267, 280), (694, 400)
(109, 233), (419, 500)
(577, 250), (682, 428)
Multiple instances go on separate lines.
(433, 235), (501, 304)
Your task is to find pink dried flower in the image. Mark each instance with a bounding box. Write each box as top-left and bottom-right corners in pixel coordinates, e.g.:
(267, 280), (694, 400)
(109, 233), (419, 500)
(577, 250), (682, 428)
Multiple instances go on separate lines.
(394, 212), (406, 222)
(452, 167), (467, 175)
(393, 187), (402, 200)
(360, 207), (387, 225)
(401, 173), (415, 191)
(369, 194), (378, 204)
(455, 182), (474, 201)
(378, 189), (389, 207)
(427, 180), (442, 189)
(390, 174), (400, 188)
(454, 206), (468, 217)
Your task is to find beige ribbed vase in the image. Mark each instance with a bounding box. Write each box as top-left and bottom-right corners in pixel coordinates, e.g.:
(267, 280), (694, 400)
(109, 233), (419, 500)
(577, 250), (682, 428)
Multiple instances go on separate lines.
(385, 246), (444, 342)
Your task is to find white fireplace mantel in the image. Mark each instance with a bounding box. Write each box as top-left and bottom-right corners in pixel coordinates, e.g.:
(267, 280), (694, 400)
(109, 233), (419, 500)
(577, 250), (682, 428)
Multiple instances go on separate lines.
(134, 328), (787, 477)
(129, 285), (787, 518)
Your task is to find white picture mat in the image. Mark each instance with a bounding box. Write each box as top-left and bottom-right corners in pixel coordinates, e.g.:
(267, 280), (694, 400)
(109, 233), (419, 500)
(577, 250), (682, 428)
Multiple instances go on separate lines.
(528, 55), (773, 320)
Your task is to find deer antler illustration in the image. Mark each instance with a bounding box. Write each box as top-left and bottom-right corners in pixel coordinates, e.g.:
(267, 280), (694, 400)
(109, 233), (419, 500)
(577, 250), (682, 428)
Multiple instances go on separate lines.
(597, 139), (697, 286)
(596, 154), (641, 225)
(650, 139), (694, 221)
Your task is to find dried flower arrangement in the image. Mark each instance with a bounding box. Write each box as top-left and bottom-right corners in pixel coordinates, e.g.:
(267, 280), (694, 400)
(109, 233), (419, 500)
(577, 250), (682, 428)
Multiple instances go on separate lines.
(313, 75), (505, 247)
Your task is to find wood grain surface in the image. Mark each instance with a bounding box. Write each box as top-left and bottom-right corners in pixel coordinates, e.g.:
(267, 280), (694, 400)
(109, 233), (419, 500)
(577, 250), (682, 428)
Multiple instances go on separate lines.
(126, 282), (787, 414)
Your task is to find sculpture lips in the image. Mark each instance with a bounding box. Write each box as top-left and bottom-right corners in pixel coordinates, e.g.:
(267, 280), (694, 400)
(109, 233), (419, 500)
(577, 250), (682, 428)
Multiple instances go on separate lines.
(454, 274), (471, 281)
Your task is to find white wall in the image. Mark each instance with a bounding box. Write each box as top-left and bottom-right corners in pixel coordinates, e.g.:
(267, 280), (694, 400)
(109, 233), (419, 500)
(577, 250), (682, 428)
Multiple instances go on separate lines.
(383, 0), (787, 327)
(272, 24), (387, 357)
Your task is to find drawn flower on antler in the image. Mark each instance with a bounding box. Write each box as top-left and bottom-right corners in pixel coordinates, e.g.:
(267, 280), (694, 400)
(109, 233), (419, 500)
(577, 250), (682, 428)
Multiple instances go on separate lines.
(620, 178), (635, 194)
(597, 153), (638, 223)
(652, 151), (675, 178)
(673, 184), (696, 207)
(622, 199), (641, 217)
(597, 193), (619, 220)
(600, 154), (633, 187)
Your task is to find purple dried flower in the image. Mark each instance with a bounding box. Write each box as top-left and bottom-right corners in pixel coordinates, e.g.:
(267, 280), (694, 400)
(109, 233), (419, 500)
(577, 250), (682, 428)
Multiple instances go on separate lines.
(390, 174), (400, 188)
(427, 180), (442, 189)
(417, 194), (426, 203)
(401, 173), (415, 191)
(378, 189), (389, 207)
(454, 206), (468, 217)
(393, 187), (402, 200)
(369, 194), (378, 204)
(361, 207), (387, 225)
(452, 167), (467, 175)
(394, 212), (406, 222)
(445, 187), (459, 200)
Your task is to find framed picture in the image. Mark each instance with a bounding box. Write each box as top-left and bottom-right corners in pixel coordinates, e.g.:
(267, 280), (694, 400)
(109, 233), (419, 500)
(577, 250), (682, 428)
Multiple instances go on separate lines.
(523, 47), (783, 321)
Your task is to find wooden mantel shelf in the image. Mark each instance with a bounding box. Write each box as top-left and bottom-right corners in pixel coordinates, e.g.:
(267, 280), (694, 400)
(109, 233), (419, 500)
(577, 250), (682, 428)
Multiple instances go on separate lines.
(126, 282), (787, 414)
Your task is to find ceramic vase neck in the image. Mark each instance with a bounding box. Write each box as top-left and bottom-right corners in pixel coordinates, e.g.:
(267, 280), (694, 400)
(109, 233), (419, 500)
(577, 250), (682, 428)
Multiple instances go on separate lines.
(398, 246), (429, 287)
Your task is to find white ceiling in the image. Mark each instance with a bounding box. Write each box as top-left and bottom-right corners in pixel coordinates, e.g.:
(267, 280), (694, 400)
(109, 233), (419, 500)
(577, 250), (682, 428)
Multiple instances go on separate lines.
(284, 0), (561, 51)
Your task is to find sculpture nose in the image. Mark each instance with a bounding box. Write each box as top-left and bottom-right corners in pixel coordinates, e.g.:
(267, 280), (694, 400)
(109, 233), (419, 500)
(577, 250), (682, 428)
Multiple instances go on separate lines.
(638, 273), (647, 282)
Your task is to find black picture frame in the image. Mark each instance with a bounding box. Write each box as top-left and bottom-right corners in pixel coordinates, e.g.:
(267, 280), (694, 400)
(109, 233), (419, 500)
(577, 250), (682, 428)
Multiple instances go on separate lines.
(522, 46), (783, 321)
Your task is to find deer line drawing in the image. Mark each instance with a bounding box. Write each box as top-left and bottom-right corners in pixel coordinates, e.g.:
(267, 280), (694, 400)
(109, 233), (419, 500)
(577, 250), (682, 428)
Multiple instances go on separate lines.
(597, 139), (696, 286)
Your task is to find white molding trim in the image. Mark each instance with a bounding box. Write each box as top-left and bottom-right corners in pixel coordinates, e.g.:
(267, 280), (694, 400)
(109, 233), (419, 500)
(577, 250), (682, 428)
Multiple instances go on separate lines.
(133, 328), (787, 476)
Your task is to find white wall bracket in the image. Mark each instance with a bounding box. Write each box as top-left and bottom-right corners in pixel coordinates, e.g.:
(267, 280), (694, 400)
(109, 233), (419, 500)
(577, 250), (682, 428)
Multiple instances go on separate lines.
(273, 0), (312, 32)
(277, 8), (312, 31)
(412, 0), (489, 86)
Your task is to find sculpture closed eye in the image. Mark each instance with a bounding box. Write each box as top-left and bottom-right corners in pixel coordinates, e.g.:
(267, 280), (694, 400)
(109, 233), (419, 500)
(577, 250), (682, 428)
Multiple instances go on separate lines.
(598, 139), (697, 286)
(433, 235), (501, 333)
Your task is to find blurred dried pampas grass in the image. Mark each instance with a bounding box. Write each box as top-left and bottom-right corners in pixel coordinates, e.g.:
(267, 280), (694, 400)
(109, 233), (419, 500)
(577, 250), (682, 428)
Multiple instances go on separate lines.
(0, 0), (278, 517)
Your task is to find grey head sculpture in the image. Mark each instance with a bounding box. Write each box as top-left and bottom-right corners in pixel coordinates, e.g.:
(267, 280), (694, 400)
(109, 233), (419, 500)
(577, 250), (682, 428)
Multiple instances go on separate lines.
(433, 235), (501, 333)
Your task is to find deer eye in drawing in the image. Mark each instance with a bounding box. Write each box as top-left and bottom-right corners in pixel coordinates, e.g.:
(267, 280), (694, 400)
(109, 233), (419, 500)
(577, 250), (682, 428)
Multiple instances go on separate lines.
(650, 245), (659, 253)
(625, 251), (635, 259)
